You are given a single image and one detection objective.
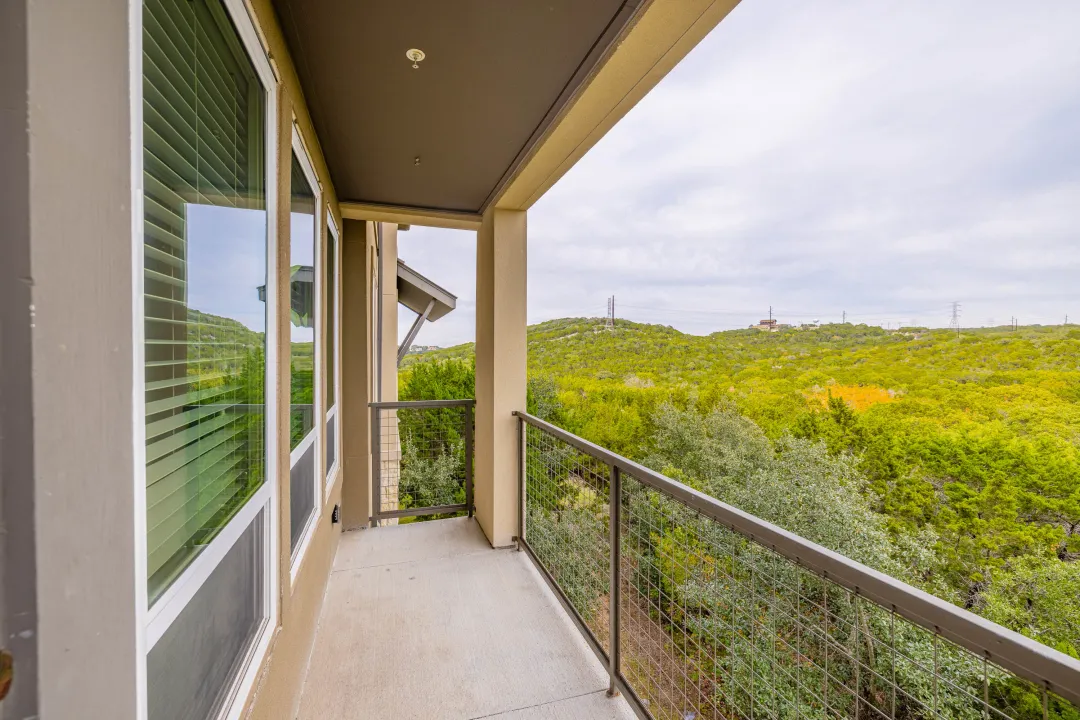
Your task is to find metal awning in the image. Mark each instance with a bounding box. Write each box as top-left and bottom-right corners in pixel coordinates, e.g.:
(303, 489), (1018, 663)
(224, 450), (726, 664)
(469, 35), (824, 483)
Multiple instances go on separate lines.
(397, 260), (456, 321)
(396, 260), (457, 364)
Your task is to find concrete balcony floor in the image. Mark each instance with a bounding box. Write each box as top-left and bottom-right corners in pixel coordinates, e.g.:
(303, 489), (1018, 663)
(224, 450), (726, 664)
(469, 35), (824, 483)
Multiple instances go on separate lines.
(297, 517), (635, 720)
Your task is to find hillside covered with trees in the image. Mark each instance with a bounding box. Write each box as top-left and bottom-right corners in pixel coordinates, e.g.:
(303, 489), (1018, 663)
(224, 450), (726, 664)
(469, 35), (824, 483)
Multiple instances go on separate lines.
(402, 318), (1080, 670)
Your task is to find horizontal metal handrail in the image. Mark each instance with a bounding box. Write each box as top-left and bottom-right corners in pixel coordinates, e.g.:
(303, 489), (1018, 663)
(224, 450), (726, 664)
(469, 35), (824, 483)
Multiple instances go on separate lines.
(375, 504), (468, 521)
(370, 399), (475, 409)
(514, 410), (1080, 706)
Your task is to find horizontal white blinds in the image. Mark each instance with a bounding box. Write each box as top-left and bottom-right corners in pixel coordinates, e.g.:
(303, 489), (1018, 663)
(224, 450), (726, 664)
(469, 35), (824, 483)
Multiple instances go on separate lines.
(143, 0), (266, 602)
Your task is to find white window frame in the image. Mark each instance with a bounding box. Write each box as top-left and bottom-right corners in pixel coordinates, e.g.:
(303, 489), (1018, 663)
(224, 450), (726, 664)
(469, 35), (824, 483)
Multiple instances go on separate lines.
(325, 210), (342, 497)
(289, 126), (323, 582)
(133, 0), (280, 717)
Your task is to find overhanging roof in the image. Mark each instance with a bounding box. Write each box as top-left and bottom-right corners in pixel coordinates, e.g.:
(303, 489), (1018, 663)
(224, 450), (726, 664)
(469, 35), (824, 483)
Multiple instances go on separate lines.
(273, 0), (643, 214)
(397, 260), (456, 322)
(274, 0), (742, 223)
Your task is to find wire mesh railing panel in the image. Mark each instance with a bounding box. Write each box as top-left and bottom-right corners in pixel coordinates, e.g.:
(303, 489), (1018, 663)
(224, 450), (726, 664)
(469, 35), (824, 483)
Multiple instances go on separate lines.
(619, 471), (735, 720)
(513, 412), (1080, 720)
(617, 472), (1079, 720)
(373, 402), (472, 522)
(524, 422), (612, 654)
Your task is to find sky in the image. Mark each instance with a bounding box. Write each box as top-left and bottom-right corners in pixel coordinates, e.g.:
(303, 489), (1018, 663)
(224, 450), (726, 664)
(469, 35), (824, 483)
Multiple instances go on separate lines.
(188, 204), (267, 333)
(395, 0), (1080, 346)
(186, 205), (316, 342)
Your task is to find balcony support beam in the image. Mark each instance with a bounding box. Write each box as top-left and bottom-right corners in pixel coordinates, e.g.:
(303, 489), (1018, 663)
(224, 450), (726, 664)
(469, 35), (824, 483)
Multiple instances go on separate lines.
(378, 223), (399, 404)
(341, 219), (376, 529)
(397, 298), (435, 366)
(339, 201), (482, 231)
(474, 208), (527, 547)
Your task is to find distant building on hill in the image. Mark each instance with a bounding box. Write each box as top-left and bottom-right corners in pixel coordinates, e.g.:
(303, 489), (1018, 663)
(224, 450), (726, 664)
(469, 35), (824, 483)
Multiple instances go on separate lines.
(751, 318), (790, 332)
(407, 344), (441, 354)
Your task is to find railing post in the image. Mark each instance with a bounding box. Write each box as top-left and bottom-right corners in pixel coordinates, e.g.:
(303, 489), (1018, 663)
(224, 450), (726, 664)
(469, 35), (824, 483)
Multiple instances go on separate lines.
(370, 405), (381, 527)
(517, 415), (526, 551)
(465, 403), (474, 518)
(608, 463), (621, 697)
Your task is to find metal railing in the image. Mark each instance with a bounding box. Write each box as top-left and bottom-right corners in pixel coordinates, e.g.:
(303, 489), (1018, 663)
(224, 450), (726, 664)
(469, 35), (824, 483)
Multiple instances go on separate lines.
(514, 411), (1080, 720)
(370, 400), (474, 525)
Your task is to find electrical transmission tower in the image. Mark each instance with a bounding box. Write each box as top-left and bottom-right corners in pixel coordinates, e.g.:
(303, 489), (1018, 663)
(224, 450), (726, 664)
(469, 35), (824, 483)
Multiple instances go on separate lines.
(605, 296), (615, 330)
(949, 301), (962, 337)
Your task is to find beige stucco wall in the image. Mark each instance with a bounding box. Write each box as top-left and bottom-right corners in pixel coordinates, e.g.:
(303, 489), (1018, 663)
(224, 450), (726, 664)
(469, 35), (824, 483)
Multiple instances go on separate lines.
(240, 1), (351, 717)
(474, 209), (528, 548)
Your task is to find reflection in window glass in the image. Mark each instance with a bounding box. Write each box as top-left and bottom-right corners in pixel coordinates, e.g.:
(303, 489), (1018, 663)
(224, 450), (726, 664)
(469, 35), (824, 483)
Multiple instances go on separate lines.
(289, 153), (317, 551)
(326, 224), (337, 476)
(142, 0), (266, 603)
(327, 226), (336, 415)
(289, 154), (316, 450)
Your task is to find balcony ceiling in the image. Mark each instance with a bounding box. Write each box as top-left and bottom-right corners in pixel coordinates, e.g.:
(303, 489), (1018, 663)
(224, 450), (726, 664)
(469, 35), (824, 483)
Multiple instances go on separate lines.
(273, 0), (642, 214)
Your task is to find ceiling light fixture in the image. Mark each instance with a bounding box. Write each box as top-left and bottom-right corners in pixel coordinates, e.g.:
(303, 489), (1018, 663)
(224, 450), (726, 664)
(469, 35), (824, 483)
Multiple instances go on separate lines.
(406, 49), (425, 69)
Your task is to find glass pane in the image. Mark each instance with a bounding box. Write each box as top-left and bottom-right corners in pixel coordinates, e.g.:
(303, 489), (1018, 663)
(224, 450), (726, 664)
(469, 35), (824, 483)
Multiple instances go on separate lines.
(290, 444), (315, 553)
(289, 154), (316, 450)
(326, 412), (336, 476)
(289, 153), (317, 548)
(326, 226), (336, 415)
(325, 224), (336, 477)
(142, 0), (267, 603)
(147, 510), (265, 719)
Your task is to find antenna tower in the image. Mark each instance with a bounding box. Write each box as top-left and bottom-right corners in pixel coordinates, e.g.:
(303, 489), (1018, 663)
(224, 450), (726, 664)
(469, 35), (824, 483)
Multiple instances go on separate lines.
(950, 301), (962, 337)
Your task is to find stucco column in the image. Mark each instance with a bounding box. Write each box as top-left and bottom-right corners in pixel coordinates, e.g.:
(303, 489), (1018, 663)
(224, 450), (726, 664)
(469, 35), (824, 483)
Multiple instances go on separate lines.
(378, 223), (401, 521)
(474, 208), (527, 547)
(379, 222), (399, 403)
(341, 219), (375, 529)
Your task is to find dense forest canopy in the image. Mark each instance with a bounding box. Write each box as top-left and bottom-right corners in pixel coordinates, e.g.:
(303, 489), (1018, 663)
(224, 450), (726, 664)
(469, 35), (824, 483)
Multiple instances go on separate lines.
(401, 318), (1080, 665)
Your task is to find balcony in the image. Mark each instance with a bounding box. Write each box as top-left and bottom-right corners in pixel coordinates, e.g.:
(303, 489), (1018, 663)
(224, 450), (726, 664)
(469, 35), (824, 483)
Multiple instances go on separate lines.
(336, 401), (1080, 720)
(14, 0), (1080, 717)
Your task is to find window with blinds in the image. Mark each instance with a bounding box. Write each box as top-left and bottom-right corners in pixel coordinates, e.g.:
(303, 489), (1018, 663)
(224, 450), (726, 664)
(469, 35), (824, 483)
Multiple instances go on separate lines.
(289, 155), (317, 450)
(289, 151), (318, 553)
(142, 0), (267, 604)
